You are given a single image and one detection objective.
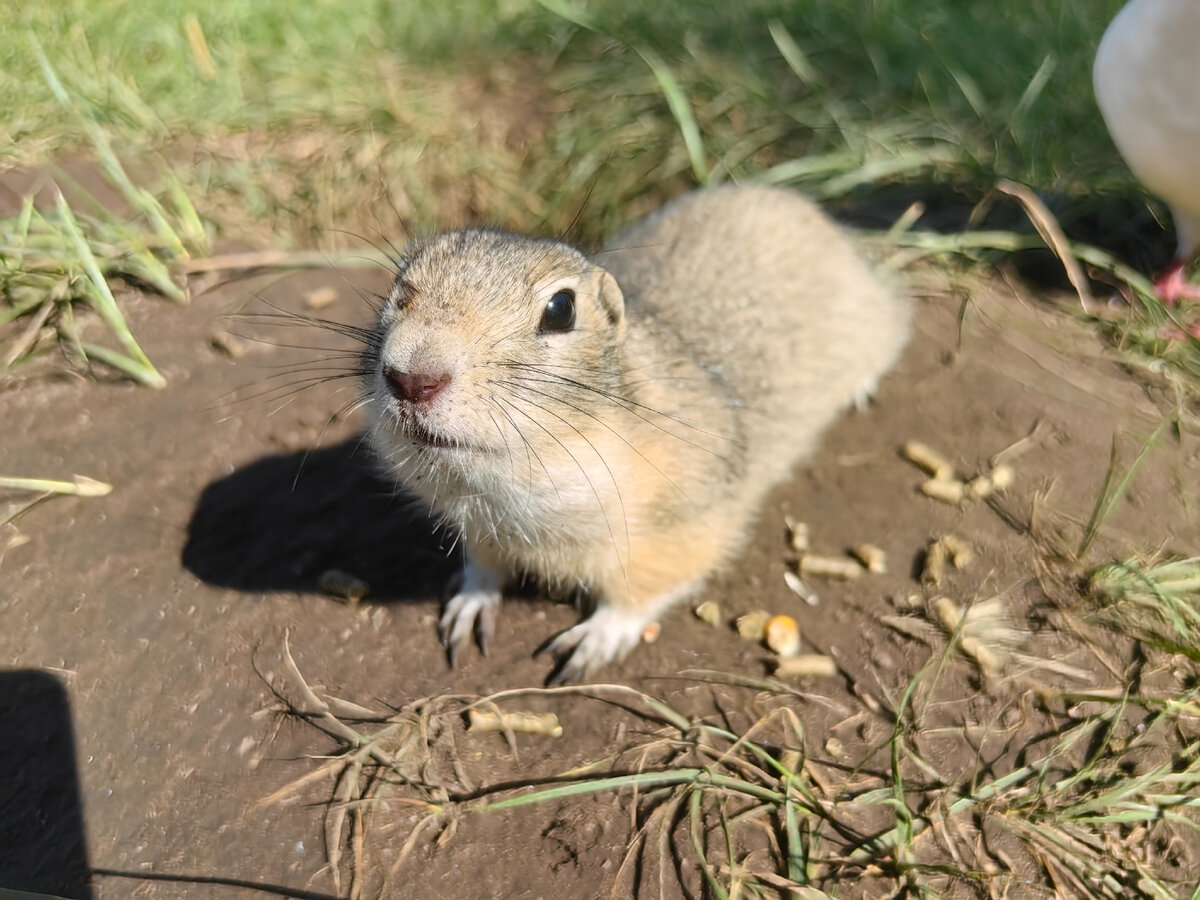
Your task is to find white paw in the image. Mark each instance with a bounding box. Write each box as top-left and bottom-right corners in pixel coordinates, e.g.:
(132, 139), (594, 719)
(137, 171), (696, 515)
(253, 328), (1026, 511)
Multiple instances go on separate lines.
(544, 606), (654, 684)
(439, 559), (502, 665)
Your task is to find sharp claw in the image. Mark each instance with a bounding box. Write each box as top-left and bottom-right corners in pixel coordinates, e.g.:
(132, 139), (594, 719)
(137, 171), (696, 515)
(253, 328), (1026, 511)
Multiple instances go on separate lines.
(541, 607), (650, 684)
(438, 573), (502, 667)
(477, 601), (497, 657)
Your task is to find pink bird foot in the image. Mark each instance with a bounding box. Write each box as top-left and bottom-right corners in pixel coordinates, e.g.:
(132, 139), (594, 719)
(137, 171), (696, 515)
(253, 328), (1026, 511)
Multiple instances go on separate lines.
(1153, 258), (1200, 304)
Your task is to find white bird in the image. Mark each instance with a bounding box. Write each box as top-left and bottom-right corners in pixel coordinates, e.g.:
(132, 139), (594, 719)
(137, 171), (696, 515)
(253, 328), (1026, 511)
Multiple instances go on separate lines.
(1094, 0), (1200, 303)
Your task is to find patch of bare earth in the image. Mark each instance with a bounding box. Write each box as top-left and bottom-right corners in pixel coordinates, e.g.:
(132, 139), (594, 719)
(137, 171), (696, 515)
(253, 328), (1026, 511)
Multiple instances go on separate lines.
(2, 251), (1199, 898)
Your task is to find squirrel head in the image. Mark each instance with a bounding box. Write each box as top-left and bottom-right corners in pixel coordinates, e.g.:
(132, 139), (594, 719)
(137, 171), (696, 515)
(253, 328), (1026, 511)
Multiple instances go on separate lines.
(365, 229), (627, 463)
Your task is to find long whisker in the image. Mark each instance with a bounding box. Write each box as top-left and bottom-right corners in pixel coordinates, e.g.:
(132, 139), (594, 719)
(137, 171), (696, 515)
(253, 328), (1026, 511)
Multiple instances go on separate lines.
(496, 381), (636, 544)
(498, 377), (693, 505)
(503, 364), (737, 458)
(497, 391), (630, 593)
(492, 396), (560, 504)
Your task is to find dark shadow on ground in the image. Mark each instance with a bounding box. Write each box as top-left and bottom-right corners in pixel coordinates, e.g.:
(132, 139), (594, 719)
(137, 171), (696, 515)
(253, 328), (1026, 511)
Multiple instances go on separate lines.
(0, 670), (92, 900)
(182, 438), (456, 602)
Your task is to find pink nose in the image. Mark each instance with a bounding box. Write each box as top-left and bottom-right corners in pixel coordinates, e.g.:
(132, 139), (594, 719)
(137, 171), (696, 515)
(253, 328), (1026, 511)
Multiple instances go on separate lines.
(384, 367), (452, 404)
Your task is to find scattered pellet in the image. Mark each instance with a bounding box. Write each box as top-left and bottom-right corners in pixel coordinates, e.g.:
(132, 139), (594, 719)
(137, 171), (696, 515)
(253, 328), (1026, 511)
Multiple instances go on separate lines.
(641, 622), (661, 644)
(785, 517), (810, 554)
(782, 569), (819, 606)
(965, 475), (992, 500)
(851, 543), (887, 574)
(922, 540), (949, 586)
(774, 654), (838, 678)
(959, 636), (1003, 678)
(989, 464), (1015, 490)
(902, 441), (955, 480)
(920, 477), (966, 505)
(931, 595), (962, 631)
(693, 600), (721, 627)
(467, 708), (563, 738)
(765, 615), (801, 658)
(941, 535), (974, 569)
(799, 554), (863, 580)
(737, 610), (772, 641)
(931, 598), (1008, 676)
(966, 463), (1015, 500)
(318, 569), (370, 603)
(966, 458), (1019, 500)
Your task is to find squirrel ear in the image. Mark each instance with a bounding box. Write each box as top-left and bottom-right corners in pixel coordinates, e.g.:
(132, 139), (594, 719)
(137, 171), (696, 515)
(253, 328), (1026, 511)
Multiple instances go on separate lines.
(596, 270), (625, 332)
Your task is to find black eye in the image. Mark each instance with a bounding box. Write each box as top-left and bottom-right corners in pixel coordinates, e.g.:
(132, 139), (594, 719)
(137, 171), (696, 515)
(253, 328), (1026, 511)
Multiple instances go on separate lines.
(539, 288), (576, 333)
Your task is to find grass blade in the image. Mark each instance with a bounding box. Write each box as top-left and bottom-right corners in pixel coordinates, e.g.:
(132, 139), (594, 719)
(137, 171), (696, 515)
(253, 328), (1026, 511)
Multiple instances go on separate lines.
(0, 475), (112, 497)
(55, 193), (166, 388)
(639, 47), (709, 185)
(1077, 422), (1165, 558)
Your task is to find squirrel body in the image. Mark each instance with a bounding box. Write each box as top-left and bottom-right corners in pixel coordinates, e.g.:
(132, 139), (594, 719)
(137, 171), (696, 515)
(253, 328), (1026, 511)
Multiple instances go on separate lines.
(365, 186), (910, 681)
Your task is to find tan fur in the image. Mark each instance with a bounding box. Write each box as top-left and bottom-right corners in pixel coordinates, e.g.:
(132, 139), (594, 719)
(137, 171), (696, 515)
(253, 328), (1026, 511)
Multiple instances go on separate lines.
(364, 186), (910, 680)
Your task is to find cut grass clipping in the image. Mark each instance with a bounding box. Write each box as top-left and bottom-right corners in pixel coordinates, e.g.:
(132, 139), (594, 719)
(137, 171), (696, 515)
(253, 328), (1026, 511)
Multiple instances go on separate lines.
(1, 42), (206, 387)
(266, 635), (1200, 899)
(0, 171), (198, 388)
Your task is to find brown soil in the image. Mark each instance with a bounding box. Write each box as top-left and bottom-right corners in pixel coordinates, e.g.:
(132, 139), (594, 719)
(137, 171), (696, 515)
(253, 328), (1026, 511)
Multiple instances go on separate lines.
(2, 237), (1199, 898)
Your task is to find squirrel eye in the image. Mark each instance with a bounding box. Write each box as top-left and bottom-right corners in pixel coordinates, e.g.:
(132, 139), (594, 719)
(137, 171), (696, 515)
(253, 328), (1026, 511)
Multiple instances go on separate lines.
(539, 288), (576, 333)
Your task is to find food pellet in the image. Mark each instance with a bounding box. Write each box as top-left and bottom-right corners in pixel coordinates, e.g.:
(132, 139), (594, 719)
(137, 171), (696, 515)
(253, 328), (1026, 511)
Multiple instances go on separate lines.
(737, 610), (772, 640)
(920, 478), (966, 505)
(693, 600), (721, 626)
(785, 518), (810, 553)
(922, 541), (949, 586)
(764, 615), (801, 658)
(902, 441), (955, 481)
(851, 543), (887, 574)
(799, 555), (863, 580)
(467, 709), (563, 738)
(774, 654), (838, 678)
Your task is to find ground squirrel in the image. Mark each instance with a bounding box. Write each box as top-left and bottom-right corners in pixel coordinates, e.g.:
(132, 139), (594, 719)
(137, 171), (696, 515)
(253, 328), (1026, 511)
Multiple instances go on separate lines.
(363, 186), (910, 681)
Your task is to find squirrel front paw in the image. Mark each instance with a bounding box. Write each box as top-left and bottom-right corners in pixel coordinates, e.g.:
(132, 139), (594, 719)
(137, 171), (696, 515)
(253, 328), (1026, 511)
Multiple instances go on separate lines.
(439, 559), (502, 665)
(543, 605), (653, 684)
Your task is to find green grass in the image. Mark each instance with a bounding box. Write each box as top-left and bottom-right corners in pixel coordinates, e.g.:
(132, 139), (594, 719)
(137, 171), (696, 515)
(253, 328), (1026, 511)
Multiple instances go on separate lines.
(8, 0), (1197, 389)
(2, 1), (1132, 238)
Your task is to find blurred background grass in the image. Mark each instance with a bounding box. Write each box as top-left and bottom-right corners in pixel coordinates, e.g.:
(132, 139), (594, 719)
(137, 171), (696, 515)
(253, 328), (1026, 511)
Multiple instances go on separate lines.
(3, 0), (1145, 253)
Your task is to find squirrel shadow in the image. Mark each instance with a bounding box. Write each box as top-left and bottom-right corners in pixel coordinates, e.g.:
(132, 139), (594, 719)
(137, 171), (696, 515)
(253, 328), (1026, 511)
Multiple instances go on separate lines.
(182, 438), (456, 602)
(0, 670), (93, 899)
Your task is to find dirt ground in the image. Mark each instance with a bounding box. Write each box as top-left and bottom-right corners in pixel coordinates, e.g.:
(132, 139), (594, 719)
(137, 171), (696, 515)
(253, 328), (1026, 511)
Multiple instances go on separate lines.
(2, 224), (1199, 898)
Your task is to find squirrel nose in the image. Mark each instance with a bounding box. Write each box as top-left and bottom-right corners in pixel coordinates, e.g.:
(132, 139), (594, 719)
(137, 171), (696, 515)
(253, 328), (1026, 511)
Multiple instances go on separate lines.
(384, 367), (452, 404)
